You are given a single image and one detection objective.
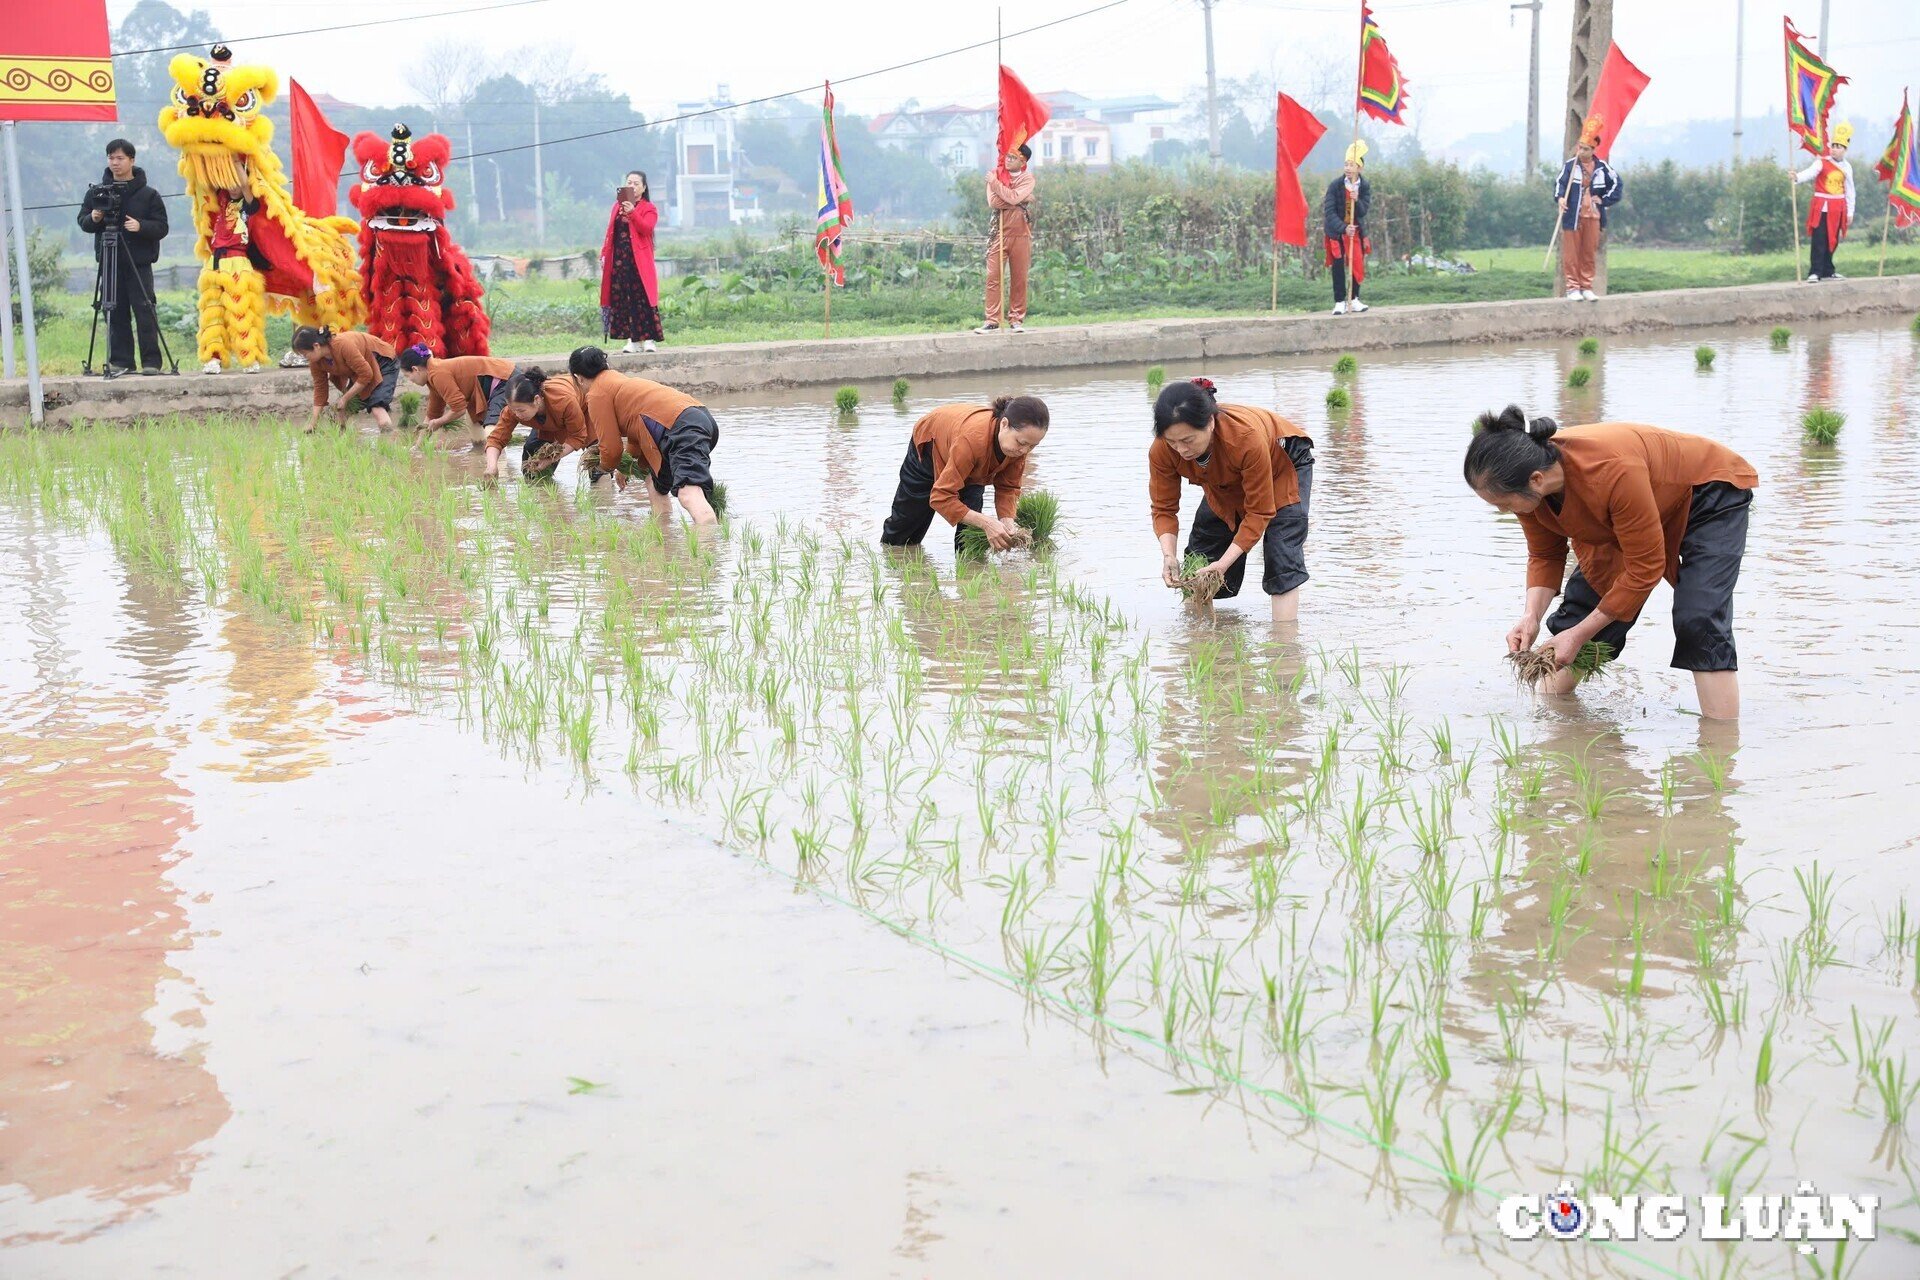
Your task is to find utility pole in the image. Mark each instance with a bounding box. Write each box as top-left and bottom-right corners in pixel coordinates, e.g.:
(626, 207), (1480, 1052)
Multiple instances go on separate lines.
(1559, 0), (1614, 295)
(1817, 0), (1830, 56)
(532, 96), (545, 246)
(1732, 0), (1744, 166)
(1201, 0), (1221, 165)
(1512, 0), (1543, 174)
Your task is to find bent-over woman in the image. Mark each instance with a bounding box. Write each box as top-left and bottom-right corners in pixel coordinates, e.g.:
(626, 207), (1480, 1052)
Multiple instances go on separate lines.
(487, 367), (591, 480)
(1463, 407), (1758, 720)
(295, 326), (397, 431)
(567, 345), (719, 525)
(400, 346), (518, 432)
(1149, 378), (1314, 623)
(880, 396), (1050, 552)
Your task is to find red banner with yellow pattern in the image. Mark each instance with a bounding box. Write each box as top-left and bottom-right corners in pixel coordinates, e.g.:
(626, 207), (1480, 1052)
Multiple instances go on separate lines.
(0, 0), (116, 122)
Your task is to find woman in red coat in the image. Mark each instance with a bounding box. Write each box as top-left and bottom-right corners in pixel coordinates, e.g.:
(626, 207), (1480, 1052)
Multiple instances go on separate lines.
(600, 169), (663, 354)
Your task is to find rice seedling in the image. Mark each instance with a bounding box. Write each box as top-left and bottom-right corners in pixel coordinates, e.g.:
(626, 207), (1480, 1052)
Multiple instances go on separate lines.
(1565, 364), (1592, 388)
(1507, 639), (1613, 688)
(1427, 1095), (1520, 1196)
(1695, 344), (1716, 369)
(397, 389), (422, 428)
(1333, 353), (1358, 375)
(1325, 385), (1351, 410)
(834, 386), (860, 414)
(1698, 973), (1747, 1029)
(1145, 365), (1165, 395)
(1802, 407), (1844, 445)
(1770, 325), (1792, 348)
(1870, 1053), (1919, 1129)
(1754, 1017), (1778, 1091)
(1172, 552), (1222, 608)
(1577, 336), (1599, 356)
(891, 377), (910, 406)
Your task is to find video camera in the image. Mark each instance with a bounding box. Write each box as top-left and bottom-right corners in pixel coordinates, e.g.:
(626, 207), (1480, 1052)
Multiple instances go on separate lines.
(85, 180), (127, 227)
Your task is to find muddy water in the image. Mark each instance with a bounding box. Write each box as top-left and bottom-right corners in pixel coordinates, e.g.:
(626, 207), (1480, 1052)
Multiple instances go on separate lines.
(2, 315), (1917, 1279)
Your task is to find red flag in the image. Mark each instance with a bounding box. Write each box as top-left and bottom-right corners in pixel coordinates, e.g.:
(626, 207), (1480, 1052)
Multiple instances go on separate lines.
(1273, 93), (1328, 246)
(1586, 42), (1650, 162)
(996, 65), (1051, 176)
(0, 0), (116, 122)
(1356, 4), (1410, 125)
(289, 79), (349, 219)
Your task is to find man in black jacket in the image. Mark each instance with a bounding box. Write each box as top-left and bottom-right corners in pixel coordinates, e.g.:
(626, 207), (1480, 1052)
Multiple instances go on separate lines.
(77, 138), (170, 377)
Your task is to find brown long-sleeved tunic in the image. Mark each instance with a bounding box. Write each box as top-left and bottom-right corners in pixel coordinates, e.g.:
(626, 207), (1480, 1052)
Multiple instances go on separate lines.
(1149, 404), (1311, 553)
(911, 403), (1028, 524)
(308, 331), (394, 408)
(1518, 422), (1759, 621)
(423, 354), (516, 422)
(580, 371), (703, 475)
(484, 375), (591, 453)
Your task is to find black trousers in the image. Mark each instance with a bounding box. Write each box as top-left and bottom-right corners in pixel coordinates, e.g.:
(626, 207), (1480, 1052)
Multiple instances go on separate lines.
(107, 260), (163, 371)
(1546, 481), (1751, 672)
(880, 439), (982, 551)
(1809, 212), (1837, 279)
(1331, 258), (1362, 303)
(1184, 442), (1314, 597)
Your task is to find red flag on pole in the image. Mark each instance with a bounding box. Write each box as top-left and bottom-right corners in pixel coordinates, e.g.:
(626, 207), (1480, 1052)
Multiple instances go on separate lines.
(0, 0), (116, 122)
(996, 65), (1051, 177)
(1586, 42), (1650, 162)
(1274, 93), (1328, 246)
(289, 79), (349, 219)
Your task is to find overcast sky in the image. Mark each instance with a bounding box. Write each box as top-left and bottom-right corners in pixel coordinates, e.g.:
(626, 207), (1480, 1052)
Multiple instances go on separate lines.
(116, 0), (1919, 152)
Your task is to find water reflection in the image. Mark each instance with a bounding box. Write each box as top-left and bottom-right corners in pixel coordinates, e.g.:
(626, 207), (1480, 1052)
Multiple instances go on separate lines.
(0, 696), (227, 1238)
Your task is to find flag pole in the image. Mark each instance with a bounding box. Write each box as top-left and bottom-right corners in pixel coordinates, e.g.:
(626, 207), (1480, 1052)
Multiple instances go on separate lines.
(1878, 200), (1893, 276)
(824, 269), (831, 338)
(1346, 0), (1364, 307)
(994, 9), (1007, 331)
(1788, 133), (1803, 281)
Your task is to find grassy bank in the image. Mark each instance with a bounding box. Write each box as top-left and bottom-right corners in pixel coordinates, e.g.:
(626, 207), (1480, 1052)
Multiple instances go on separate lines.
(14, 242), (1919, 376)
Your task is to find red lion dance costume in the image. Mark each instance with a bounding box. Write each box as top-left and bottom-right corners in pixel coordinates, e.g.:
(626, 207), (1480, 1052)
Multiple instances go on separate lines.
(349, 124), (490, 356)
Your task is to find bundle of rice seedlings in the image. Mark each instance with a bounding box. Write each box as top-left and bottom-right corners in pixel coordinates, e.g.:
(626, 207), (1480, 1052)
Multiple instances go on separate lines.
(1801, 407), (1844, 445)
(1173, 551), (1223, 608)
(834, 386), (860, 414)
(1566, 365), (1592, 388)
(1146, 365), (1166, 395)
(523, 440), (566, 476)
(1326, 386), (1351, 409)
(708, 481), (730, 516)
(1911, 313), (1919, 335)
(575, 441), (648, 481)
(397, 390), (423, 429)
(1333, 353), (1358, 375)
(1695, 345), (1716, 369)
(891, 377), (910, 406)
(1507, 639), (1615, 688)
(1770, 326), (1792, 348)
(1577, 337), (1599, 356)
(957, 491), (1055, 560)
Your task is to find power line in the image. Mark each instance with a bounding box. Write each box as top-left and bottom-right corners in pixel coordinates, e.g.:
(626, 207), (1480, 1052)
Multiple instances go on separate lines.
(110, 0), (553, 57)
(26, 0), (1135, 211)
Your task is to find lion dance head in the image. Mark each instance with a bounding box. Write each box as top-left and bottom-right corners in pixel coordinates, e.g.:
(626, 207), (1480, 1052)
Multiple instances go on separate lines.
(348, 124), (491, 356)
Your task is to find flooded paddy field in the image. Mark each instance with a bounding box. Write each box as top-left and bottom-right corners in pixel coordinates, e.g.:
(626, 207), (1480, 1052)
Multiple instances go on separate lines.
(2, 314), (1917, 1278)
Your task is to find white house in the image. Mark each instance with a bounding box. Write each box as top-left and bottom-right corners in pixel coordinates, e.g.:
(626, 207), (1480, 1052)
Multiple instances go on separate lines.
(674, 86), (762, 228)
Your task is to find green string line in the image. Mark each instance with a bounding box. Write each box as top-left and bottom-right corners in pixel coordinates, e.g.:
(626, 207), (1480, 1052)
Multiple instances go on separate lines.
(747, 848), (1695, 1280)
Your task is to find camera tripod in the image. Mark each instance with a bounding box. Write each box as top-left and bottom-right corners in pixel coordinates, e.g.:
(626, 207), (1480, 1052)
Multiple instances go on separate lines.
(83, 224), (178, 377)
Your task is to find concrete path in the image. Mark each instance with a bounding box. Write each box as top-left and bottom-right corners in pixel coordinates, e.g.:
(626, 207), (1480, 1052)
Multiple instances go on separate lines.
(5, 274), (1916, 427)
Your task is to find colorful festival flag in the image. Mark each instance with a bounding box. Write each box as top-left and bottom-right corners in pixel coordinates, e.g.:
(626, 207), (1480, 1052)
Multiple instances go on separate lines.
(1273, 92), (1328, 246)
(1357, 4), (1409, 126)
(1585, 42), (1649, 163)
(815, 81), (852, 286)
(1875, 90), (1920, 230)
(0, 0), (116, 123)
(1783, 17), (1847, 154)
(289, 80), (350, 219)
(996, 65), (1051, 176)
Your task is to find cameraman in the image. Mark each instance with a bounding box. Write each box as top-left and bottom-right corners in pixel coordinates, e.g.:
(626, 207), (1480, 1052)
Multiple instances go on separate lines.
(77, 138), (169, 377)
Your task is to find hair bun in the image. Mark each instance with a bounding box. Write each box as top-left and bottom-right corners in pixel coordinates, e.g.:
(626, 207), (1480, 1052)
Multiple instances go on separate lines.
(406, 343), (430, 358)
(1527, 416), (1559, 442)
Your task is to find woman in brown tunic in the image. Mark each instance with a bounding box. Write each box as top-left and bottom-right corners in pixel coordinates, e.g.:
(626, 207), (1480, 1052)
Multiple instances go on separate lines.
(398, 346), (519, 432)
(486, 368), (591, 481)
(567, 345), (719, 526)
(879, 396), (1050, 551)
(1463, 406), (1758, 719)
(1148, 378), (1314, 623)
(294, 326), (397, 431)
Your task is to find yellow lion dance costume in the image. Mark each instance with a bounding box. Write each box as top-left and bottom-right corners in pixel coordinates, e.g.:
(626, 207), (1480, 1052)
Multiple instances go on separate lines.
(159, 45), (364, 372)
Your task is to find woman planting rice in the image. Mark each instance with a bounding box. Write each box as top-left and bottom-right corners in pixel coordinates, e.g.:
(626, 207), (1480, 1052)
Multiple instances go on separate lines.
(567, 345), (721, 526)
(880, 396), (1050, 553)
(486, 368), (591, 481)
(1463, 406), (1758, 720)
(294, 327), (397, 432)
(399, 346), (518, 433)
(1148, 378), (1314, 623)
